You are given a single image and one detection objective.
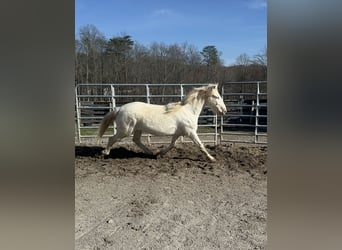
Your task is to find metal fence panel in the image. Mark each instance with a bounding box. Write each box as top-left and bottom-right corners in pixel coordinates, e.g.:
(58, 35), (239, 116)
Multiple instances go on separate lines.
(75, 82), (267, 145)
(75, 83), (219, 145)
(220, 81), (267, 144)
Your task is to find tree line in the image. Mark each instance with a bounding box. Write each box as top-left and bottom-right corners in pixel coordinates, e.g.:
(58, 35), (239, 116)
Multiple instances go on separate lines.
(75, 24), (267, 85)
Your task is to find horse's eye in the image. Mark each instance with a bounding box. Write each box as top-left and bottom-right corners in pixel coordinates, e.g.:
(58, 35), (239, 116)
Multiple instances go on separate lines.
(212, 95), (219, 99)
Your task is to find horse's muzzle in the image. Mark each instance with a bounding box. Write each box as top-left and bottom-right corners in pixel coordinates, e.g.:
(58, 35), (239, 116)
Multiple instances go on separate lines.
(218, 110), (226, 116)
(220, 108), (227, 115)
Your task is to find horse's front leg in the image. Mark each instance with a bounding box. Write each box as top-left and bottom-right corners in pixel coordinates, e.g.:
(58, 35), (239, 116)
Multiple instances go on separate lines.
(189, 131), (216, 162)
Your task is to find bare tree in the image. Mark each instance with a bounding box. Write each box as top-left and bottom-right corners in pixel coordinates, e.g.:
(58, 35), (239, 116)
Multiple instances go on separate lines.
(234, 53), (251, 81)
(251, 47), (267, 79)
(77, 24), (106, 83)
(130, 43), (149, 83)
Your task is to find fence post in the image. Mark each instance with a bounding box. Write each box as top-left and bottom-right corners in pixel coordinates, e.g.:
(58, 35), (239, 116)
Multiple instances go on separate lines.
(111, 84), (116, 136)
(214, 114), (218, 145)
(146, 84), (151, 144)
(180, 84), (184, 143)
(111, 84), (116, 108)
(254, 82), (260, 143)
(180, 84), (184, 100)
(220, 83), (225, 143)
(146, 84), (150, 104)
(75, 86), (81, 143)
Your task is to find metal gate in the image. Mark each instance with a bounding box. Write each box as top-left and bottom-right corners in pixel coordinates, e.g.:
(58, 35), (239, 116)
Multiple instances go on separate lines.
(75, 82), (267, 145)
(220, 81), (267, 144)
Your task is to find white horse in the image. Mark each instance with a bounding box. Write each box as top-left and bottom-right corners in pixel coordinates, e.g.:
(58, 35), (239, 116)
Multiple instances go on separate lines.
(97, 83), (227, 162)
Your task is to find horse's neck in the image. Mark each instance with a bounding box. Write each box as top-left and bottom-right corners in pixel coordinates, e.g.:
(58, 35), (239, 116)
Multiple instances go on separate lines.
(185, 98), (205, 118)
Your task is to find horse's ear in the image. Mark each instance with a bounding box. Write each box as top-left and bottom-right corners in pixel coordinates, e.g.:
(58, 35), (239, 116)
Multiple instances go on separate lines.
(208, 83), (218, 90)
(217, 82), (222, 90)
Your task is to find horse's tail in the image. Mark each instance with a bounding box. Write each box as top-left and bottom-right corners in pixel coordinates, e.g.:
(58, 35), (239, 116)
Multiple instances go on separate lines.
(96, 108), (119, 144)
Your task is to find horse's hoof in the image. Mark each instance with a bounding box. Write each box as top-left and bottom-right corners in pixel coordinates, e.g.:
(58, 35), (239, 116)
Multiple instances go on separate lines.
(156, 151), (165, 156)
(209, 157), (216, 162)
(102, 149), (110, 155)
(156, 153), (164, 159)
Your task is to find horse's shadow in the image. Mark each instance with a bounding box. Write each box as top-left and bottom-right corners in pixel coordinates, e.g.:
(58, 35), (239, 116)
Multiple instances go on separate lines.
(75, 146), (157, 159)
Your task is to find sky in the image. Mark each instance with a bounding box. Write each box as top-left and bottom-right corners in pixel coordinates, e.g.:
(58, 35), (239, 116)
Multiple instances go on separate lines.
(75, 0), (266, 66)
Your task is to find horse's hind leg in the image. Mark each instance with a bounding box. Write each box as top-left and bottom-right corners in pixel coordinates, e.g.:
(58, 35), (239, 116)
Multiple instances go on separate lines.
(133, 130), (153, 155)
(157, 134), (180, 156)
(102, 131), (127, 155)
(103, 119), (136, 155)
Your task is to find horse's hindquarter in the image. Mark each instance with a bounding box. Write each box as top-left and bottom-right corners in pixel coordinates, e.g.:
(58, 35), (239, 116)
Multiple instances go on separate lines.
(120, 102), (179, 136)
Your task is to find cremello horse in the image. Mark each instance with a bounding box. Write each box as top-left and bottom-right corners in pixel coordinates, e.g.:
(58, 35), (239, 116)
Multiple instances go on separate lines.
(97, 83), (227, 162)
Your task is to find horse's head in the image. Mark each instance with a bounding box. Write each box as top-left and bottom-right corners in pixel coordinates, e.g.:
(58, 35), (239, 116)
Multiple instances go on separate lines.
(206, 83), (227, 115)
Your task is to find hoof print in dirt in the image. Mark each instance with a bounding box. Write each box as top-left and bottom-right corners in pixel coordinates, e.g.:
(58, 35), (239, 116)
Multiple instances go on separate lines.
(75, 143), (267, 178)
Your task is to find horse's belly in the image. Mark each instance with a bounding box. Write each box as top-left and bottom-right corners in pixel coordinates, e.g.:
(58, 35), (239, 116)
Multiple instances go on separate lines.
(136, 118), (178, 136)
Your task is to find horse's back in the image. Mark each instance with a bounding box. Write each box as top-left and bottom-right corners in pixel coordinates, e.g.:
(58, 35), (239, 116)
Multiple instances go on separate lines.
(118, 102), (169, 122)
(120, 102), (165, 114)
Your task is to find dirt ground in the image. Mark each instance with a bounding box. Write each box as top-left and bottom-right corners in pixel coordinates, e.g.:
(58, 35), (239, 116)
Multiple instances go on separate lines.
(75, 141), (267, 250)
